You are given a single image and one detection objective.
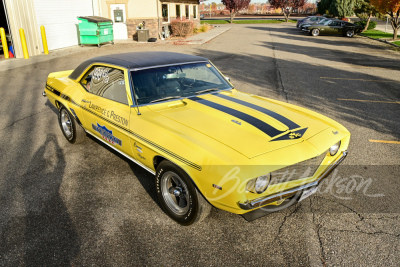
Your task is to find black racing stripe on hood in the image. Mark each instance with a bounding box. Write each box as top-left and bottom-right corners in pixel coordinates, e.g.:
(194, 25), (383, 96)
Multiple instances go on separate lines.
(215, 93), (300, 130)
(189, 96), (285, 138)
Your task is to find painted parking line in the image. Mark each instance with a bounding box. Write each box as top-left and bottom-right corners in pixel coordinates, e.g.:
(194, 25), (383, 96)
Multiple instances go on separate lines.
(321, 77), (400, 83)
(337, 98), (400, 104)
(369, 140), (400, 144)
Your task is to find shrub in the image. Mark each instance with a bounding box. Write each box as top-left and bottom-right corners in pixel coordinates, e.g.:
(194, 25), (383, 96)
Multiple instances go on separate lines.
(193, 24), (211, 34)
(199, 24), (211, 33)
(171, 19), (195, 37)
(355, 20), (377, 30)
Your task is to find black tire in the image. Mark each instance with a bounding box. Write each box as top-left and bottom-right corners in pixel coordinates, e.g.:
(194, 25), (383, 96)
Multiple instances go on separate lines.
(156, 160), (211, 225)
(311, 28), (320, 36)
(346, 29), (355, 38)
(58, 106), (86, 144)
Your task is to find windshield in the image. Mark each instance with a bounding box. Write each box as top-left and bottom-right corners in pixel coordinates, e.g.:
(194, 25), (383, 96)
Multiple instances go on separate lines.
(319, 18), (328, 24)
(324, 20), (332, 26)
(131, 62), (232, 105)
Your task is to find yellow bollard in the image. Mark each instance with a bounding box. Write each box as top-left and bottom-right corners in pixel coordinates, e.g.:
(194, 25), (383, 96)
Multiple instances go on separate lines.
(19, 28), (29, 59)
(40, 26), (49, 55)
(0, 27), (9, 59)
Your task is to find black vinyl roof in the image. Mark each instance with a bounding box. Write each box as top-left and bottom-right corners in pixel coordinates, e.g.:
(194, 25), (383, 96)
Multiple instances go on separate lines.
(69, 52), (208, 80)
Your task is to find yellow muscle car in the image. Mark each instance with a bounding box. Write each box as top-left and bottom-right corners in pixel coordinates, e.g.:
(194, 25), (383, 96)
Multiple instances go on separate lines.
(43, 52), (350, 225)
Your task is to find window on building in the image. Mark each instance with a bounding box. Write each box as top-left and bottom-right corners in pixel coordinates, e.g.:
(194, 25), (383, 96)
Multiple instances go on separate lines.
(185, 5), (189, 19)
(176, 4), (181, 19)
(162, 4), (169, 23)
(193, 5), (197, 19)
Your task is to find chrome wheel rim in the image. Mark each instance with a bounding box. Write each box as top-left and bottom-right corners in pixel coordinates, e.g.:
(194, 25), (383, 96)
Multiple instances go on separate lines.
(312, 29), (319, 36)
(347, 30), (354, 37)
(161, 171), (190, 215)
(60, 109), (72, 138)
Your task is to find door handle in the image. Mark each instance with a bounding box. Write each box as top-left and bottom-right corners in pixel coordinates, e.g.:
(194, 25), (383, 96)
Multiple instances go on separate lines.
(82, 99), (90, 103)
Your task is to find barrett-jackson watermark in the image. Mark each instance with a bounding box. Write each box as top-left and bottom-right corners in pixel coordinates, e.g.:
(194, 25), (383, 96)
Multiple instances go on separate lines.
(205, 166), (385, 202)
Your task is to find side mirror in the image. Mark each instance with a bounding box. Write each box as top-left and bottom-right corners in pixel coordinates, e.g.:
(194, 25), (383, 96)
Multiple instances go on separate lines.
(225, 76), (231, 82)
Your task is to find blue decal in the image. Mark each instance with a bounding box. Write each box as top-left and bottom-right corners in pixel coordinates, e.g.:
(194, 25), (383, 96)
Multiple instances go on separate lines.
(92, 123), (122, 146)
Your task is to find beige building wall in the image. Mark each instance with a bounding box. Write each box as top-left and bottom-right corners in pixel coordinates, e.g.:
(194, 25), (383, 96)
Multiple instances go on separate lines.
(4, 0), (41, 58)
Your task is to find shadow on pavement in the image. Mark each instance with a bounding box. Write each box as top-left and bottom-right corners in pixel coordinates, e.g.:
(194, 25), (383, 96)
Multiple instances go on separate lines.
(21, 134), (79, 266)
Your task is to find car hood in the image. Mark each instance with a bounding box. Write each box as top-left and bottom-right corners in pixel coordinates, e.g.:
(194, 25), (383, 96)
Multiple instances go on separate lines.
(147, 90), (339, 159)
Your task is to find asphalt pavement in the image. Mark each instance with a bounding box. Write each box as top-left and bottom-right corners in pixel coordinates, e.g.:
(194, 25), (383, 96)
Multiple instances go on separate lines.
(0, 23), (399, 266)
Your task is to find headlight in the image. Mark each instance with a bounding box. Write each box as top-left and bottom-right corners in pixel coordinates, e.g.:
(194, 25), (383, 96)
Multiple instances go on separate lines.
(329, 141), (341, 156)
(246, 173), (271, 194)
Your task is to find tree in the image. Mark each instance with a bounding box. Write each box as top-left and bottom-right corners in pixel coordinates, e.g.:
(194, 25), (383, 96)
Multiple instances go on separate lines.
(221, 0), (251, 23)
(354, 0), (382, 31)
(211, 2), (218, 12)
(370, 0), (400, 40)
(328, 0), (356, 19)
(268, 0), (307, 22)
(317, 0), (332, 15)
(248, 3), (256, 13)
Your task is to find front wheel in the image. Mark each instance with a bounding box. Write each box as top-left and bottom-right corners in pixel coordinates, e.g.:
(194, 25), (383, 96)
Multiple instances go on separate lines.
(346, 29), (355, 38)
(156, 160), (211, 225)
(311, 28), (320, 36)
(58, 106), (86, 144)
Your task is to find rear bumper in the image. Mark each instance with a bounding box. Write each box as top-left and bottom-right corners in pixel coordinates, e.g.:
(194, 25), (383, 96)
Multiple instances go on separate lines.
(302, 29), (310, 33)
(238, 151), (348, 210)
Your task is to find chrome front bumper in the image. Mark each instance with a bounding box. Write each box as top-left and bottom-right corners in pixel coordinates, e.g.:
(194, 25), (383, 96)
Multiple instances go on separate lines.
(238, 151), (348, 210)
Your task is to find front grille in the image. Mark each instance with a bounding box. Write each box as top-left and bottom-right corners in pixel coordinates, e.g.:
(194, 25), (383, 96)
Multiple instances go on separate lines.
(269, 151), (327, 185)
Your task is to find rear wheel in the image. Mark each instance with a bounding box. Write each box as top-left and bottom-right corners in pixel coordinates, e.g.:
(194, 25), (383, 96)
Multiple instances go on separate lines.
(58, 106), (86, 144)
(156, 160), (211, 225)
(311, 28), (320, 36)
(346, 29), (355, 38)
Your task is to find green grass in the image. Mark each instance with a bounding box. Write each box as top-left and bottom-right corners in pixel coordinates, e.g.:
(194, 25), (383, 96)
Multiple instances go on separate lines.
(200, 19), (296, 25)
(362, 29), (397, 39)
(394, 41), (400, 46)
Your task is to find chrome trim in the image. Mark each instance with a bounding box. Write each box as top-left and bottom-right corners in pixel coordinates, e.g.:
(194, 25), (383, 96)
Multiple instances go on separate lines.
(130, 61), (208, 71)
(42, 91), (47, 97)
(238, 151), (348, 210)
(85, 130), (156, 175)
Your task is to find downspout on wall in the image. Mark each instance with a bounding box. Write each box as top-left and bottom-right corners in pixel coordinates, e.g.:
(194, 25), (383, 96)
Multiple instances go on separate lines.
(156, 0), (160, 39)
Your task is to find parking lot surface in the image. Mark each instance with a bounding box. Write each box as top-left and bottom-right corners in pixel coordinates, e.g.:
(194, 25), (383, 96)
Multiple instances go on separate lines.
(1, 24), (399, 266)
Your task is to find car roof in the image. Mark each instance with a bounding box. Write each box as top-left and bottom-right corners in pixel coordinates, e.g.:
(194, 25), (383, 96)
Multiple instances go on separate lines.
(69, 52), (208, 80)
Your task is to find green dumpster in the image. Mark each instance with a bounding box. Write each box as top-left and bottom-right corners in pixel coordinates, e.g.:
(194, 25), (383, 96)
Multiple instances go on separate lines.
(77, 16), (114, 47)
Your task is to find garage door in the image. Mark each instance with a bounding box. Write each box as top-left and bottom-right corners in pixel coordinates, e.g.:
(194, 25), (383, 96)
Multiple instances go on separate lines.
(33, 0), (93, 51)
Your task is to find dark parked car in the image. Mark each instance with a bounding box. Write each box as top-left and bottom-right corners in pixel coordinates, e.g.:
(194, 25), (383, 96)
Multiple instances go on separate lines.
(296, 16), (325, 28)
(303, 20), (363, 37)
(299, 18), (333, 31)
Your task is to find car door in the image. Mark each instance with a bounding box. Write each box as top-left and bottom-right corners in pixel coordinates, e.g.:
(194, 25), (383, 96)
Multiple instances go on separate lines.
(79, 65), (134, 156)
(330, 21), (342, 35)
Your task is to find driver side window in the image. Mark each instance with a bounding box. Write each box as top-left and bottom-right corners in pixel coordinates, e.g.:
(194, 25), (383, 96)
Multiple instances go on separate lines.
(81, 66), (129, 105)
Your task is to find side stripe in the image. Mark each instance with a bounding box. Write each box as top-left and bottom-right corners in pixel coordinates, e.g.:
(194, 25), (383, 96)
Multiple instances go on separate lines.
(215, 93), (300, 130)
(189, 96), (285, 138)
(46, 87), (201, 171)
(80, 105), (202, 171)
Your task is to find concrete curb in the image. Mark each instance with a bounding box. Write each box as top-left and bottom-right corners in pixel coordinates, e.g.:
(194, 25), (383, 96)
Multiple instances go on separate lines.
(184, 27), (231, 45)
(359, 33), (400, 49)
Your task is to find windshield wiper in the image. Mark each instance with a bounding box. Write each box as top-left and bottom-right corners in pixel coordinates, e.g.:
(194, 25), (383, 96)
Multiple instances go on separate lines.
(150, 96), (182, 103)
(195, 88), (220, 95)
